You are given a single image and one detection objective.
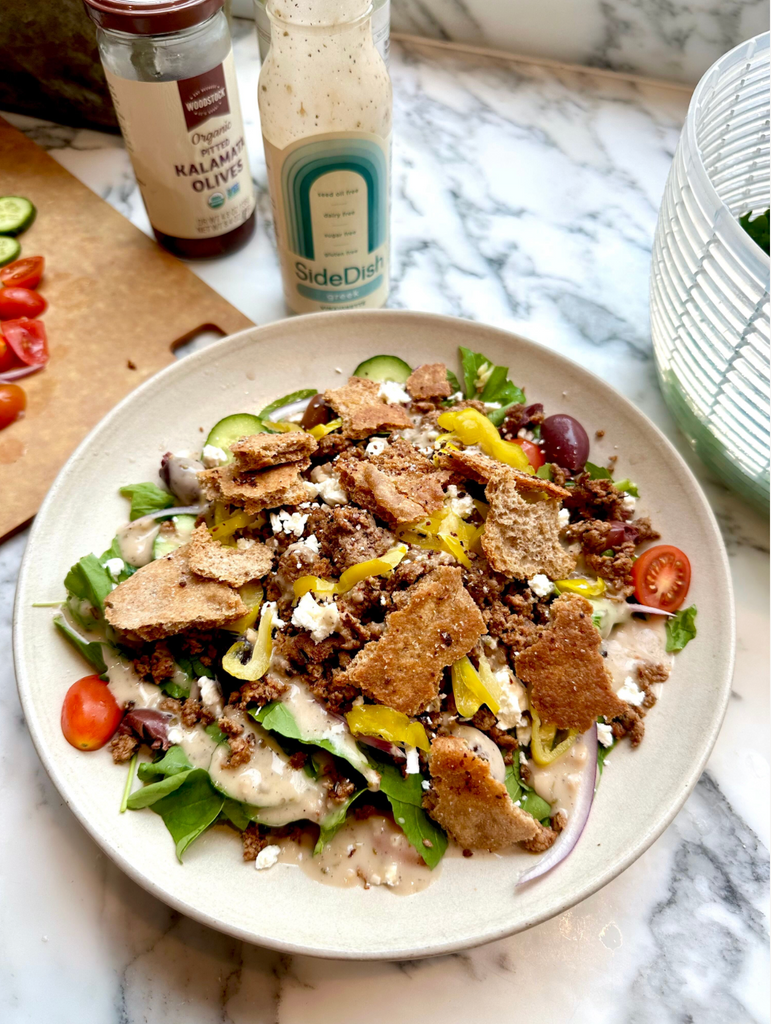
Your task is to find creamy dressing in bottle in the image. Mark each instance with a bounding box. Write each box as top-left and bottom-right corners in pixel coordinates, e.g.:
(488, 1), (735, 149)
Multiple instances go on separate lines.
(259, 0), (392, 313)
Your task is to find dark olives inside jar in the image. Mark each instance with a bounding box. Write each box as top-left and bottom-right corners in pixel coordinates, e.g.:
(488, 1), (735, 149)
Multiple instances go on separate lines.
(301, 394), (332, 430)
(541, 414), (590, 472)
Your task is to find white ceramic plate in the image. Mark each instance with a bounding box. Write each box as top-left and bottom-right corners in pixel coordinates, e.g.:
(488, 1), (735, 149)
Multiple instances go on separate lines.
(14, 310), (734, 959)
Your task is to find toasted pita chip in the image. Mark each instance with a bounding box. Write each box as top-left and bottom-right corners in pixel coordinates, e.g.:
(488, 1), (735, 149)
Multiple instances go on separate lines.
(336, 438), (445, 526)
(482, 470), (576, 579)
(199, 460), (314, 513)
(425, 736), (538, 850)
(104, 545), (246, 641)
(323, 377), (412, 438)
(187, 524), (273, 587)
(230, 431), (317, 470)
(515, 593), (628, 731)
(435, 447), (500, 484)
(406, 363), (452, 400)
(342, 566), (485, 715)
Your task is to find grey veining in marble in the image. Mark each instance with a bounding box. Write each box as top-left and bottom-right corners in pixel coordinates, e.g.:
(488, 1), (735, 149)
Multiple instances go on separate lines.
(0, 25), (768, 1024)
(390, 0), (770, 84)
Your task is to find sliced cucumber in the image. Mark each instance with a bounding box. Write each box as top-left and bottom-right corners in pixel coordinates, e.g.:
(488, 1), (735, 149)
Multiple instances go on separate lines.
(205, 413), (266, 463)
(353, 355), (413, 383)
(152, 514), (197, 559)
(0, 236), (21, 267)
(0, 196), (36, 236)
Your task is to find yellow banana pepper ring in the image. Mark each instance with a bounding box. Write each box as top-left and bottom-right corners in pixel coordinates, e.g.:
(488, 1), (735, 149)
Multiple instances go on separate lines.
(308, 418), (343, 440)
(530, 706), (578, 766)
(451, 655), (501, 718)
(346, 705), (430, 752)
(224, 582), (264, 634)
(293, 544), (408, 602)
(554, 577), (606, 598)
(209, 509), (255, 542)
(436, 407), (533, 473)
(397, 510), (479, 569)
(222, 603), (274, 681)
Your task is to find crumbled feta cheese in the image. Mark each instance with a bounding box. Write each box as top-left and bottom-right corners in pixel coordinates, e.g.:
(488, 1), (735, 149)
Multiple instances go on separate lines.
(365, 437), (389, 457)
(622, 494), (637, 513)
(421, 779), (431, 790)
(303, 533), (320, 554)
(309, 465), (348, 505)
(383, 863), (399, 886)
(517, 428), (535, 441)
(484, 401), (501, 410)
(617, 676), (645, 706)
(494, 668), (527, 730)
(291, 592), (340, 643)
(202, 444), (228, 468)
(167, 726), (184, 745)
(269, 509), (308, 537)
(378, 380), (410, 404)
(235, 537), (256, 550)
(528, 574), (554, 599)
(404, 746), (420, 774)
(516, 723), (532, 746)
(558, 508), (570, 529)
(262, 601), (285, 629)
(448, 391), (463, 402)
(254, 845), (281, 871)
(445, 484), (475, 518)
(199, 676), (223, 714)
(103, 557), (124, 581)
(597, 722), (615, 747)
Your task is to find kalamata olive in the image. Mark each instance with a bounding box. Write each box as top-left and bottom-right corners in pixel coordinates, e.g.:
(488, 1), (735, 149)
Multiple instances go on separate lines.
(119, 708), (173, 750)
(301, 394), (332, 430)
(161, 452), (204, 505)
(541, 414), (590, 472)
(606, 520), (639, 547)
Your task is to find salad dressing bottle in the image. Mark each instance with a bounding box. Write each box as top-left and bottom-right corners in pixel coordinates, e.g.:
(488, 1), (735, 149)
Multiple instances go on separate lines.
(259, 0), (392, 313)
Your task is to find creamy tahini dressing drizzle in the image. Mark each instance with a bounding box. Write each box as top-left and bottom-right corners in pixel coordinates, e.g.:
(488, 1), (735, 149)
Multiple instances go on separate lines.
(530, 736), (589, 816)
(603, 616), (673, 691)
(117, 519), (160, 568)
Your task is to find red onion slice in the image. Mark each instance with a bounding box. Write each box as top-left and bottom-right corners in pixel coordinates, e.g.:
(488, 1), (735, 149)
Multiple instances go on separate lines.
(265, 398), (313, 423)
(355, 734), (406, 761)
(517, 725), (598, 885)
(626, 603), (674, 617)
(0, 364), (43, 382)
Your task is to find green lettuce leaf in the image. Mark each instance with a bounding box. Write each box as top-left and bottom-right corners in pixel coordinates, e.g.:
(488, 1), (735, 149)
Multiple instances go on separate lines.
(457, 346), (526, 425)
(138, 745), (193, 781)
(614, 478), (639, 496)
(64, 553), (114, 618)
(536, 464), (553, 480)
(119, 482), (175, 520)
(258, 388), (317, 420)
(146, 770), (224, 861)
(99, 537), (137, 581)
(220, 798), (257, 832)
(53, 615), (108, 676)
(446, 369), (461, 394)
(370, 757), (447, 869)
(583, 461), (613, 480)
(314, 788), (366, 855)
(597, 739), (616, 775)
(504, 760), (552, 822)
(666, 605), (697, 652)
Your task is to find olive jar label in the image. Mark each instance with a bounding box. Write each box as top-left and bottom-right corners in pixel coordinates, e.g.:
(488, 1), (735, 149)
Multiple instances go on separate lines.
(104, 51), (255, 241)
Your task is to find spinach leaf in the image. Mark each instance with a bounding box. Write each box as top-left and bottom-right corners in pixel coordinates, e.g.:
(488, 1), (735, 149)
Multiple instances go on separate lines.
(504, 760), (552, 821)
(53, 615), (108, 676)
(584, 461), (613, 480)
(258, 388), (317, 420)
(99, 537), (137, 581)
(597, 739), (616, 775)
(370, 757), (447, 869)
(739, 209), (770, 254)
(220, 798), (257, 832)
(251, 702), (377, 784)
(666, 605), (697, 652)
(536, 464), (553, 481)
(614, 478), (639, 496)
(457, 346), (526, 425)
(119, 482), (175, 520)
(145, 769), (224, 861)
(205, 721), (228, 746)
(174, 651), (214, 680)
(64, 553), (115, 617)
(446, 369), (461, 394)
(159, 678), (190, 700)
(127, 768), (195, 807)
(314, 788), (366, 855)
(138, 745), (192, 781)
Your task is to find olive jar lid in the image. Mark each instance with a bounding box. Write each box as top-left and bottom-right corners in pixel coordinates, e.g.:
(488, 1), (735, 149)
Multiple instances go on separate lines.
(83, 0), (225, 35)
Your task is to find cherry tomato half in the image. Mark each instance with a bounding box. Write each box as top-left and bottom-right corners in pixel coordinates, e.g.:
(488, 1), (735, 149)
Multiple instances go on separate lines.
(0, 287), (47, 320)
(1, 318), (48, 367)
(61, 675), (123, 751)
(0, 337), (16, 373)
(513, 437), (545, 470)
(0, 256), (44, 289)
(0, 384), (26, 430)
(632, 544), (691, 611)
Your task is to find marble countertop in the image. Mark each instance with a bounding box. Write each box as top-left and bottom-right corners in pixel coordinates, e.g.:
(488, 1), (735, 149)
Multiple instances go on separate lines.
(2, 24), (768, 1023)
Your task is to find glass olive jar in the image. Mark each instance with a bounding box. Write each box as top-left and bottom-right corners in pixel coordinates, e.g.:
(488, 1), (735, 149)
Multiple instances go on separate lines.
(84, 0), (256, 259)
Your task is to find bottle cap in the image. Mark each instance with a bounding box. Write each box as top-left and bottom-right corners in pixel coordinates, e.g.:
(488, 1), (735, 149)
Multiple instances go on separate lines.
(83, 0), (224, 35)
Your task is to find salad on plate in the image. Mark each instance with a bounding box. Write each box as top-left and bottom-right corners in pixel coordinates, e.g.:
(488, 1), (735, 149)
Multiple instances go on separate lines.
(51, 348), (697, 894)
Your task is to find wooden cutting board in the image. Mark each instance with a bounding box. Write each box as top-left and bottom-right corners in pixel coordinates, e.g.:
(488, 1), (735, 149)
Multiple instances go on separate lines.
(0, 115), (254, 540)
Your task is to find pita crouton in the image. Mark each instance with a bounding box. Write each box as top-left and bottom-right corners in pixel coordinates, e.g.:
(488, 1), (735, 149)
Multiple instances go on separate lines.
(406, 363), (452, 401)
(424, 736), (538, 850)
(342, 566), (485, 715)
(187, 524), (273, 587)
(435, 447), (500, 484)
(336, 438), (445, 526)
(482, 470), (576, 579)
(104, 545), (246, 641)
(323, 377), (412, 438)
(199, 460), (314, 513)
(230, 431), (317, 470)
(515, 593), (628, 731)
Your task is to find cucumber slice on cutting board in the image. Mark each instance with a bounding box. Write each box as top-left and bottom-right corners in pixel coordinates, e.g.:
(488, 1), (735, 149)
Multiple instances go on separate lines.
(0, 236), (21, 266)
(152, 514), (197, 559)
(353, 355), (413, 383)
(205, 413), (266, 462)
(0, 196), (36, 236)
